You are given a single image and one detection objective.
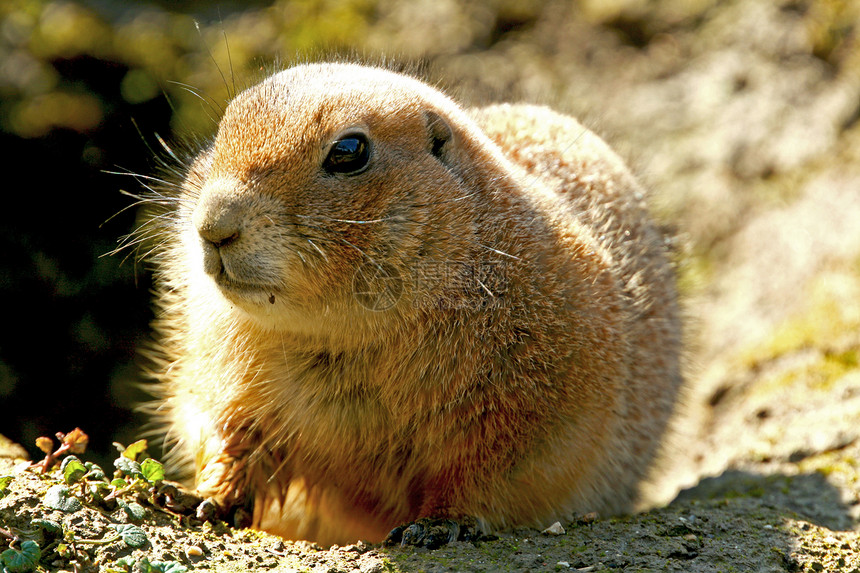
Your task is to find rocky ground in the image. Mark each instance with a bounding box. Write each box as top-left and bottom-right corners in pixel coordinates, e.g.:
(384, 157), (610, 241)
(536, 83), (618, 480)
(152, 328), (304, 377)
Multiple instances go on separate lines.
(3, 0), (860, 570)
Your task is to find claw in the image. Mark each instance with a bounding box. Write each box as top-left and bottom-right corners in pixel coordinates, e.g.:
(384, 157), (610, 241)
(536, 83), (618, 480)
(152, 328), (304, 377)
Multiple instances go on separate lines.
(385, 517), (478, 549)
(195, 498), (220, 522)
(384, 524), (406, 546)
(153, 480), (204, 515)
(401, 522), (426, 546)
(423, 519), (460, 549)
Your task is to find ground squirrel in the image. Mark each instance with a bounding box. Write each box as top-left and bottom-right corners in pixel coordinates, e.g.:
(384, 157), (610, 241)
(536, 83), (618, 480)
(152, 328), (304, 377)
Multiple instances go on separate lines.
(139, 62), (682, 547)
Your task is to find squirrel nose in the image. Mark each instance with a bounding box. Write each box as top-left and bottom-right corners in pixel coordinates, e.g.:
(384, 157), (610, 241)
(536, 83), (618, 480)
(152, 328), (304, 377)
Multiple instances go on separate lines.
(193, 188), (243, 249)
(198, 216), (240, 248)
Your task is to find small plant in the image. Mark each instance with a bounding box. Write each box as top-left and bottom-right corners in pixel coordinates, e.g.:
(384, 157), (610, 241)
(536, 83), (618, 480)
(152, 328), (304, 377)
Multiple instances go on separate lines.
(0, 475), (13, 500)
(43, 484), (83, 513)
(60, 523), (149, 549)
(0, 539), (41, 573)
(105, 440), (166, 504)
(0, 430), (178, 571)
(34, 435), (167, 514)
(108, 555), (188, 573)
(1, 477), (44, 573)
(33, 427), (89, 473)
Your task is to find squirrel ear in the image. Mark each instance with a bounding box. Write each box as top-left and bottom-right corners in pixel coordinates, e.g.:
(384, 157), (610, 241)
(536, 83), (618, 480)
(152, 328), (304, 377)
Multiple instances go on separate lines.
(424, 110), (453, 160)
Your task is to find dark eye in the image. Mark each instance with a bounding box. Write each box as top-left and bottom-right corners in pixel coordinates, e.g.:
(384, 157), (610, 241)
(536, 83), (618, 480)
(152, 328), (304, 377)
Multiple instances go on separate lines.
(323, 133), (370, 175)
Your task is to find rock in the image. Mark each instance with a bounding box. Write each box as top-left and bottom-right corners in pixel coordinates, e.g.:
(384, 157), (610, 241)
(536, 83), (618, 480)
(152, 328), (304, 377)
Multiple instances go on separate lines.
(542, 522), (565, 536)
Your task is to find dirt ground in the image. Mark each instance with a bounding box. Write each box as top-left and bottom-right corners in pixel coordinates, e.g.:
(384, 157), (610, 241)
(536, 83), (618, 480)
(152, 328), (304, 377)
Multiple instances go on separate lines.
(3, 0), (860, 570)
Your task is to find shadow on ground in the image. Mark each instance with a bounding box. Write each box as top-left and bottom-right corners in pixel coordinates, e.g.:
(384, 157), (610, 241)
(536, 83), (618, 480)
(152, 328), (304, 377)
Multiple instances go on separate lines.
(676, 469), (856, 533)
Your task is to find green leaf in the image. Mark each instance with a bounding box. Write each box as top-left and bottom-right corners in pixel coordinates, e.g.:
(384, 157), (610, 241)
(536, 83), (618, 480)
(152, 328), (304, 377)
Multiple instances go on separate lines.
(111, 477), (129, 488)
(118, 499), (147, 521)
(122, 439), (148, 461)
(0, 475), (12, 499)
(31, 519), (62, 536)
(111, 555), (136, 571)
(113, 456), (141, 477)
(88, 481), (111, 502)
(0, 540), (41, 572)
(61, 456), (87, 485)
(149, 561), (188, 573)
(43, 485), (82, 513)
(84, 462), (106, 482)
(140, 458), (164, 484)
(113, 524), (148, 548)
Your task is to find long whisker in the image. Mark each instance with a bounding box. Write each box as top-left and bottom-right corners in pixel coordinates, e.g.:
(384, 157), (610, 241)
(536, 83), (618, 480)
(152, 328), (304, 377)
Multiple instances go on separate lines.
(167, 80), (224, 126)
(307, 239), (328, 262)
(220, 13), (237, 100)
(294, 213), (519, 261)
(103, 168), (184, 192)
(288, 221), (385, 271)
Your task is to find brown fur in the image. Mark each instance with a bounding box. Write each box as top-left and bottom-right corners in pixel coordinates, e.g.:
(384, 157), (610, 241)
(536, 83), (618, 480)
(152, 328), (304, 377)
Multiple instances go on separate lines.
(142, 63), (682, 546)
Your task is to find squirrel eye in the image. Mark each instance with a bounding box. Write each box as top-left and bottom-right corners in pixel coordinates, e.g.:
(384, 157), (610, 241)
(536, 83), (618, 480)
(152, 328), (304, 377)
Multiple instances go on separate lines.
(323, 133), (370, 175)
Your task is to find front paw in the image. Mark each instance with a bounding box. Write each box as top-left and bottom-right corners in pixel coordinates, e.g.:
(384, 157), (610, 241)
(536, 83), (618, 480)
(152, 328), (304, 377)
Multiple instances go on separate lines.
(152, 482), (220, 521)
(153, 480), (205, 515)
(153, 482), (251, 528)
(384, 516), (481, 549)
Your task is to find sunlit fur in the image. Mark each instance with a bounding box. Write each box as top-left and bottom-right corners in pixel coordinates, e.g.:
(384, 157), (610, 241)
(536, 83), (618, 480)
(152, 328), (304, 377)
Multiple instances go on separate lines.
(132, 63), (682, 546)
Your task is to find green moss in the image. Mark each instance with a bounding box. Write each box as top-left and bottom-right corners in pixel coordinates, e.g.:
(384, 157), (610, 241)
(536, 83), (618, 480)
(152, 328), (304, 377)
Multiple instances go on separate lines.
(747, 487), (765, 498)
(811, 349), (860, 391)
(742, 266), (860, 368)
(674, 251), (712, 297)
(734, 264), (860, 402)
(817, 465), (837, 477)
(744, 300), (846, 368)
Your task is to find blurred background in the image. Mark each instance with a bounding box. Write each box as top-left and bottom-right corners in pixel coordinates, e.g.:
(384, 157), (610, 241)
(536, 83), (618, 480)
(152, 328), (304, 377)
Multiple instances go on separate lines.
(1, 0), (860, 494)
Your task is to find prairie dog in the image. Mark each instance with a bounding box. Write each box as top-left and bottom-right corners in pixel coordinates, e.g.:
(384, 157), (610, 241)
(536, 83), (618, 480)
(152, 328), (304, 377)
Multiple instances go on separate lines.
(142, 62), (682, 546)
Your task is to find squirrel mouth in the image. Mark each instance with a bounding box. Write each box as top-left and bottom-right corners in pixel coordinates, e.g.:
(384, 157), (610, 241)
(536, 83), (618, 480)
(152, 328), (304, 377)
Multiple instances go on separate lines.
(214, 273), (281, 304)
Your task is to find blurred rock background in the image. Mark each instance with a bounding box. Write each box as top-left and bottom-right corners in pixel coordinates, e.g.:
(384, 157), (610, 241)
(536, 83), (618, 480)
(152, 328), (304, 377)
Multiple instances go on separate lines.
(1, 0), (859, 523)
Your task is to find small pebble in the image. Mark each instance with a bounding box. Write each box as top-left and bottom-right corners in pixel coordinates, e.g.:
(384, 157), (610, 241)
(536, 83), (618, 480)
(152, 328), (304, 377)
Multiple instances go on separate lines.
(185, 545), (205, 558)
(345, 540), (370, 553)
(542, 521), (565, 536)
